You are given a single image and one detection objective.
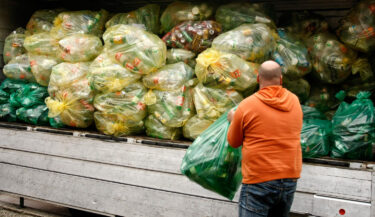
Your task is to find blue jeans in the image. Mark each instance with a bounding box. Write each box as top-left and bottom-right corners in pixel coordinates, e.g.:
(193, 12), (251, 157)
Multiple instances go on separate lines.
(239, 179), (297, 217)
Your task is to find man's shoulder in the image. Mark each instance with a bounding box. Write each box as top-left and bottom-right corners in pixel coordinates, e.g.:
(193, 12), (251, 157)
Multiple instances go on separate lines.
(238, 94), (259, 110)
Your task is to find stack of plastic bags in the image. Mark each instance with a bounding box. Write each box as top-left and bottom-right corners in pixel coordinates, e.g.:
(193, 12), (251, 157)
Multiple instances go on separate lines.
(143, 62), (195, 140)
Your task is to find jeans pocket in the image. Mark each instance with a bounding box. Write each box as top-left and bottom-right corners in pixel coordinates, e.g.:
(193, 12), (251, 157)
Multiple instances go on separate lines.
(240, 184), (270, 216)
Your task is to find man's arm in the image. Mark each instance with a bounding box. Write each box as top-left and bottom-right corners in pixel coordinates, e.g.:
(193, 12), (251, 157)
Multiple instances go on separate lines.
(227, 107), (244, 148)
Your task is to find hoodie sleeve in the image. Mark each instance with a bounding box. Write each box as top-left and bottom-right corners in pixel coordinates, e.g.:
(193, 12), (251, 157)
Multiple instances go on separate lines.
(227, 106), (244, 148)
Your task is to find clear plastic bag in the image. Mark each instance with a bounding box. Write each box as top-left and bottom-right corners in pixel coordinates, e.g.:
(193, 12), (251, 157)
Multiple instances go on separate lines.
(105, 4), (160, 34)
(283, 77), (310, 103)
(180, 109), (242, 200)
(162, 21), (222, 53)
(89, 53), (141, 93)
(183, 115), (214, 140)
(46, 62), (94, 128)
(306, 33), (357, 84)
(145, 114), (181, 140)
(3, 28), (26, 64)
(336, 0), (375, 53)
(26, 9), (63, 35)
(29, 53), (61, 86)
(193, 83), (243, 120)
(215, 2), (275, 31)
(273, 29), (312, 79)
(51, 9), (109, 39)
(195, 48), (259, 91)
(24, 32), (59, 56)
(142, 62), (194, 91)
(166, 48), (196, 68)
(103, 24), (166, 75)
(212, 24), (276, 63)
(57, 33), (103, 62)
(94, 112), (144, 137)
(145, 85), (194, 128)
(301, 119), (331, 158)
(3, 54), (36, 82)
(331, 91), (375, 160)
(160, 1), (214, 33)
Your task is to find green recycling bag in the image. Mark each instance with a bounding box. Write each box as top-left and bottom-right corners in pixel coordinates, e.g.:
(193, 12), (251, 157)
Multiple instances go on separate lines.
(16, 104), (49, 125)
(331, 91), (375, 160)
(0, 79), (28, 93)
(302, 105), (326, 120)
(301, 119), (331, 158)
(12, 83), (48, 108)
(0, 103), (17, 122)
(180, 109), (242, 200)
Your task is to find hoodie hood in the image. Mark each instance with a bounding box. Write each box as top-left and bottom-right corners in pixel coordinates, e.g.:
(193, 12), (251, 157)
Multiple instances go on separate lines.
(255, 85), (294, 112)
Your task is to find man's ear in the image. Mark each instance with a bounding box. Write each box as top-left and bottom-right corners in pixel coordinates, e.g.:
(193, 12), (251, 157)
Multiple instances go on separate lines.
(257, 75), (260, 83)
(280, 75), (283, 85)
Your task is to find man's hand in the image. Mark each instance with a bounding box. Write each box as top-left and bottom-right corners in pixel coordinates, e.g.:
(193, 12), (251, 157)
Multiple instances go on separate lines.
(227, 109), (235, 122)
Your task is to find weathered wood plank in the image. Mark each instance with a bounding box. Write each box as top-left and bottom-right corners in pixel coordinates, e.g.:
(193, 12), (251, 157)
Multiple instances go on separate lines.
(0, 163), (238, 217)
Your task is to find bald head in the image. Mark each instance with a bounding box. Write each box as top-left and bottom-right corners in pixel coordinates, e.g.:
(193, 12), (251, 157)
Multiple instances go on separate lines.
(258, 60), (282, 88)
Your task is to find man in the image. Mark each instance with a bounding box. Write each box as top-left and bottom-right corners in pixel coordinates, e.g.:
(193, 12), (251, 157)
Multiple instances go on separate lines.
(227, 60), (303, 217)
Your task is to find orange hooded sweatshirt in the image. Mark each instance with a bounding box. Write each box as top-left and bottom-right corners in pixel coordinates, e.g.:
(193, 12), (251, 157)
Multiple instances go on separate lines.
(227, 85), (303, 184)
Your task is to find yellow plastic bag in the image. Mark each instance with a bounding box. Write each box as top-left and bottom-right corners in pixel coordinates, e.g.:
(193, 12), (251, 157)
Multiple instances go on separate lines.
(57, 33), (103, 62)
(183, 115), (214, 140)
(89, 53), (141, 93)
(29, 53), (61, 86)
(47, 62), (94, 128)
(103, 24), (167, 75)
(3, 28), (26, 64)
(105, 4), (160, 34)
(212, 23), (277, 63)
(26, 9), (63, 35)
(193, 83), (243, 120)
(195, 48), (259, 91)
(145, 114), (182, 140)
(51, 9), (109, 39)
(94, 112), (144, 137)
(24, 32), (59, 56)
(166, 48), (196, 68)
(3, 54), (36, 82)
(142, 62), (194, 91)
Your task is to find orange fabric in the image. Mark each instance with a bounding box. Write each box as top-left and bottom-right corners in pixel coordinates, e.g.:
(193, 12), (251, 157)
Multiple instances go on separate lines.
(227, 85), (303, 184)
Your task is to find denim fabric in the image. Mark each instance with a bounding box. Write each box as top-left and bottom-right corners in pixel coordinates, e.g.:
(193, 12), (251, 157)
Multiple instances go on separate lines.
(238, 179), (297, 217)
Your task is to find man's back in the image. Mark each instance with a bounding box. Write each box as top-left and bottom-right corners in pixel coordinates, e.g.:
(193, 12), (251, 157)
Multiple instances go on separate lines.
(227, 85), (303, 184)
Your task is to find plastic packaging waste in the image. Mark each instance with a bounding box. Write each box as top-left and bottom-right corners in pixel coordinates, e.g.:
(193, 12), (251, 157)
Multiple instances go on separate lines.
(3, 28), (26, 64)
(105, 4), (160, 34)
(94, 112), (144, 137)
(195, 48), (259, 91)
(12, 83), (48, 108)
(301, 119), (331, 158)
(143, 62), (194, 91)
(212, 24), (276, 63)
(215, 2), (275, 31)
(302, 105), (326, 120)
(145, 114), (181, 140)
(46, 62), (94, 128)
(331, 91), (375, 160)
(181, 109), (242, 200)
(162, 21), (222, 53)
(29, 54), (61, 86)
(183, 115), (214, 140)
(24, 32), (59, 56)
(103, 24), (166, 75)
(26, 9), (63, 35)
(336, 0), (375, 53)
(160, 1), (214, 33)
(283, 77), (310, 103)
(3, 54), (35, 82)
(166, 49), (196, 68)
(305, 85), (339, 113)
(16, 104), (49, 125)
(0, 103), (17, 122)
(0, 79), (28, 93)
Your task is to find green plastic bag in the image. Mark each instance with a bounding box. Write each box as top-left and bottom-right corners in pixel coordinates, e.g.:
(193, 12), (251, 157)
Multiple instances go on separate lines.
(13, 83), (48, 108)
(215, 2), (275, 31)
(0, 103), (17, 122)
(336, 0), (375, 53)
(302, 105), (326, 120)
(0, 79), (28, 93)
(57, 33), (103, 62)
(301, 119), (331, 158)
(183, 115), (214, 140)
(142, 62), (194, 91)
(272, 29), (312, 79)
(193, 83), (243, 120)
(211, 24), (276, 63)
(103, 24), (167, 75)
(283, 77), (310, 103)
(49, 116), (65, 128)
(3, 54), (36, 82)
(26, 9), (63, 35)
(24, 32), (59, 56)
(162, 21), (222, 53)
(331, 91), (375, 160)
(180, 109), (242, 200)
(105, 4), (160, 34)
(50, 9), (109, 39)
(195, 48), (259, 92)
(145, 114), (181, 140)
(3, 28), (26, 64)
(16, 104), (49, 125)
(160, 1), (214, 33)
(166, 48), (196, 68)
(306, 32), (357, 84)
(0, 90), (9, 104)
(29, 53), (61, 87)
